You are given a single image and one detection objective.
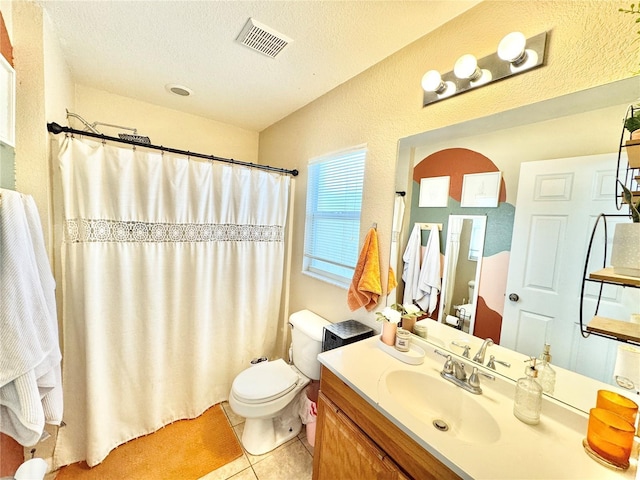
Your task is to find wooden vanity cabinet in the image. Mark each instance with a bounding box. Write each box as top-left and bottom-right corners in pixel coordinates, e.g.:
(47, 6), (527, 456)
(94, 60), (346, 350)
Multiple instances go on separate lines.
(312, 366), (460, 480)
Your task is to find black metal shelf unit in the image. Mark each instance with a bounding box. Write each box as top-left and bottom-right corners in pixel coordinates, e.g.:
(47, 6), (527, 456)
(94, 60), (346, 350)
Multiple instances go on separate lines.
(579, 213), (640, 346)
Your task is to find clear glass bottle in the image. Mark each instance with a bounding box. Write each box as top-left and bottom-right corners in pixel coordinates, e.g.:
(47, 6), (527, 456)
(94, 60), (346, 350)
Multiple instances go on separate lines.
(537, 343), (556, 395)
(513, 359), (543, 425)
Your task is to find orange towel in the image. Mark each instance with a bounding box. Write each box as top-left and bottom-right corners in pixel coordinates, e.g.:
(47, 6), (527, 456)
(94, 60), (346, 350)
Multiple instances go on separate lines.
(388, 266), (398, 292)
(347, 228), (382, 312)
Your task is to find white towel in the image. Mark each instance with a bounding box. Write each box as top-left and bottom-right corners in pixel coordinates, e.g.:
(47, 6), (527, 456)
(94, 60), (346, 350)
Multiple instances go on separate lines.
(613, 344), (640, 393)
(0, 189), (63, 446)
(415, 226), (441, 314)
(402, 224), (422, 305)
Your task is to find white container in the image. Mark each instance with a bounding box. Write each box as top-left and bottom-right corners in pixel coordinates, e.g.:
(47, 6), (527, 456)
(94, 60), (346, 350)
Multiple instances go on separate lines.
(414, 323), (428, 339)
(611, 223), (640, 278)
(395, 328), (411, 352)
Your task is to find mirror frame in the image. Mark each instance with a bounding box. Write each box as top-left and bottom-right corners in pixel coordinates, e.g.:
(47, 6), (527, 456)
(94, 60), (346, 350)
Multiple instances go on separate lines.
(438, 214), (486, 334)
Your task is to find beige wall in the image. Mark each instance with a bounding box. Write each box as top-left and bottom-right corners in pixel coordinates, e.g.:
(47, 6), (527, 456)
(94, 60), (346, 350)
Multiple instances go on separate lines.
(10, 0), (639, 346)
(258, 0), (638, 335)
(72, 85), (259, 162)
(0, 1), (11, 38)
(11, 1), (260, 253)
(14, 1), (50, 249)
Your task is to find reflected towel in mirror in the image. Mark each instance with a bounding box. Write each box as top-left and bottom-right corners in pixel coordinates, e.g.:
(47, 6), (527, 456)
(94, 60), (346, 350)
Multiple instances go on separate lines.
(415, 225), (441, 314)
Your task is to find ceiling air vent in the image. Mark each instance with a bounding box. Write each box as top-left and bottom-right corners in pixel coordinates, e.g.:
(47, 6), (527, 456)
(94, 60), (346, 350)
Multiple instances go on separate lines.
(236, 18), (292, 58)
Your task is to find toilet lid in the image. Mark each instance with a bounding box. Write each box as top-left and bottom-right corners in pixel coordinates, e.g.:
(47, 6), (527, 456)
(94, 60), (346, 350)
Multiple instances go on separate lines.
(232, 359), (299, 403)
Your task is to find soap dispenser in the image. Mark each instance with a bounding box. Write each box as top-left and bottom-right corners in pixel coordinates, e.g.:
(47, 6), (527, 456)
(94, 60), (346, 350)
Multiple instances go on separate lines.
(537, 343), (556, 395)
(513, 358), (543, 425)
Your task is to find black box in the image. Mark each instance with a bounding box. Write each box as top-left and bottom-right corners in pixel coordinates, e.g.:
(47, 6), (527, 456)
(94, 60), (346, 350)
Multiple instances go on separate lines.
(322, 319), (374, 352)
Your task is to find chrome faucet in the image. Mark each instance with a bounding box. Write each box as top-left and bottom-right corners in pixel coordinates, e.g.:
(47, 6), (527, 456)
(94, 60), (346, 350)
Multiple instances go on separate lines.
(435, 349), (494, 395)
(452, 359), (467, 380)
(472, 338), (494, 364)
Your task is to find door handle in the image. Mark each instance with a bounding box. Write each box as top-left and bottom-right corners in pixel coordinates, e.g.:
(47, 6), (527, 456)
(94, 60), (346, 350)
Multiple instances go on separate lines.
(508, 293), (520, 302)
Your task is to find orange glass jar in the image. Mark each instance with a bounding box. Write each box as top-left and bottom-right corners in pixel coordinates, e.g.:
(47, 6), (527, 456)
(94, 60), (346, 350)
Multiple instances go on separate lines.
(586, 408), (636, 468)
(596, 390), (638, 427)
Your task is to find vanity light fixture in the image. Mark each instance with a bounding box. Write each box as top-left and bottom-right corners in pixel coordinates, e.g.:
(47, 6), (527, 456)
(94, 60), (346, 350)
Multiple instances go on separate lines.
(422, 31), (547, 107)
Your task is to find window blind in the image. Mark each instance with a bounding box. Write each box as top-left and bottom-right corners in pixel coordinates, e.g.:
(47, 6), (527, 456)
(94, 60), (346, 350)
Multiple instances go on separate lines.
(303, 147), (366, 286)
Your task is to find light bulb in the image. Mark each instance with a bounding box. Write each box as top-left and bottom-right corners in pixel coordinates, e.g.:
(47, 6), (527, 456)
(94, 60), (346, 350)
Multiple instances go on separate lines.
(421, 70), (446, 93)
(498, 32), (527, 65)
(454, 54), (481, 81)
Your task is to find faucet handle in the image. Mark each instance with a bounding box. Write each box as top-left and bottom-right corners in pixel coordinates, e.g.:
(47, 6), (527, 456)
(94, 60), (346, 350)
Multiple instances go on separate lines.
(468, 367), (495, 389)
(486, 355), (511, 370)
(451, 341), (471, 358)
(434, 349), (454, 374)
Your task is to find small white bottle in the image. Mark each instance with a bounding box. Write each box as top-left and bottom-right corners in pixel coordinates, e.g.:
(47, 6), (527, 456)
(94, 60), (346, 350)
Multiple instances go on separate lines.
(513, 359), (543, 425)
(537, 343), (556, 395)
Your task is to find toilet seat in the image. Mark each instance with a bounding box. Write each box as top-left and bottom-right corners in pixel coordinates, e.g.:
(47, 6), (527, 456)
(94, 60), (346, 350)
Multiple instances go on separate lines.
(232, 359), (300, 404)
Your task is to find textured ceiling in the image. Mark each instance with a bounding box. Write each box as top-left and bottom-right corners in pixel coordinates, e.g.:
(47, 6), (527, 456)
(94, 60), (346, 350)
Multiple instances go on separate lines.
(38, 1), (481, 132)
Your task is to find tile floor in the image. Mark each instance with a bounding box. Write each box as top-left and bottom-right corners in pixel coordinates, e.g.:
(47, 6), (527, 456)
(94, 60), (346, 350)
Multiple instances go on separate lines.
(199, 402), (314, 480)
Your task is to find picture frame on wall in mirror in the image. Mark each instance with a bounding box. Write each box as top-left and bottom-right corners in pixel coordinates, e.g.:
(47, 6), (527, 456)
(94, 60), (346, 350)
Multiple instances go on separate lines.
(0, 52), (15, 147)
(418, 175), (450, 207)
(461, 171), (501, 208)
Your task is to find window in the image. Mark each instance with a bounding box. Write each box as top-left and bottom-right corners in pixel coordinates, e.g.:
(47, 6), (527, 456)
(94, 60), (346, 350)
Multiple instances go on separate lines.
(303, 146), (366, 287)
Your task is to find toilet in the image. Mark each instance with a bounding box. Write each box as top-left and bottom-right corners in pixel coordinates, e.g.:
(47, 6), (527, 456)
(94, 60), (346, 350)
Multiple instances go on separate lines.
(454, 280), (476, 318)
(229, 310), (330, 455)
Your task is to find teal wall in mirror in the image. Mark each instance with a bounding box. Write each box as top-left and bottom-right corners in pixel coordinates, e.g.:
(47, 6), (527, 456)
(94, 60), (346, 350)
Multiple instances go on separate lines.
(405, 148), (513, 341)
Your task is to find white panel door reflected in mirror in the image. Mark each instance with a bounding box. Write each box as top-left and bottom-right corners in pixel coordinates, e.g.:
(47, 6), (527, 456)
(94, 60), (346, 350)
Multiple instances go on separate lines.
(438, 215), (486, 334)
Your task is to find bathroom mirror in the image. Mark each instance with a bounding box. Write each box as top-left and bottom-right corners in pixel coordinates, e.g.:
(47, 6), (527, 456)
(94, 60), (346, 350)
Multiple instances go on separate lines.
(0, 20), (15, 190)
(392, 76), (640, 408)
(438, 215), (486, 334)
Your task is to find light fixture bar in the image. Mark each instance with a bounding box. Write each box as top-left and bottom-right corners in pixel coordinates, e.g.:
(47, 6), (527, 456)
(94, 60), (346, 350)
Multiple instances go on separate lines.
(422, 31), (547, 107)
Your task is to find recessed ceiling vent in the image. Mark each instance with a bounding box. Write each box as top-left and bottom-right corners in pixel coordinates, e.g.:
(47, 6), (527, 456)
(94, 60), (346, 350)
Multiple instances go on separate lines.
(236, 18), (292, 58)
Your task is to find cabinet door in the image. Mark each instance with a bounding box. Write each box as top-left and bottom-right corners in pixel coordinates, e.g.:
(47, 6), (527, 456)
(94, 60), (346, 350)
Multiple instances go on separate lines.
(314, 393), (406, 480)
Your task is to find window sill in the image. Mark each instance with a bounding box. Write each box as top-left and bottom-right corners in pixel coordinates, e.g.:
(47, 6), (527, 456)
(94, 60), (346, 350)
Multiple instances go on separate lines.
(302, 270), (350, 290)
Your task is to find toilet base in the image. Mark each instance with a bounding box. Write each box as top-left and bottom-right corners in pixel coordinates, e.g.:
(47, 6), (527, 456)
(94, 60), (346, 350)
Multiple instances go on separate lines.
(241, 413), (302, 456)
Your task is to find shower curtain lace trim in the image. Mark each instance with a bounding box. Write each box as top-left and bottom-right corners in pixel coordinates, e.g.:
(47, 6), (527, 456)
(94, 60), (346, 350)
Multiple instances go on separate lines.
(65, 219), (284, 243)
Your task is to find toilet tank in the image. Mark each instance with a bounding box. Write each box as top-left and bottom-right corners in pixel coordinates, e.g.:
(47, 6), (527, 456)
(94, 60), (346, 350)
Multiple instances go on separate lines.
(468, 280), (476, 301)
(289, 310), (331, 380)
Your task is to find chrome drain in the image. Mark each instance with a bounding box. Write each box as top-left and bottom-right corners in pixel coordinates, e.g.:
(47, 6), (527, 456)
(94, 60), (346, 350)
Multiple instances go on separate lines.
(433, 419), (449, 432)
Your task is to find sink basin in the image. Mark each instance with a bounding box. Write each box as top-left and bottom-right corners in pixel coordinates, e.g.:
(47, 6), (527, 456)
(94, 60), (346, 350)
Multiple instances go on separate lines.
(380, 370), (501, 444)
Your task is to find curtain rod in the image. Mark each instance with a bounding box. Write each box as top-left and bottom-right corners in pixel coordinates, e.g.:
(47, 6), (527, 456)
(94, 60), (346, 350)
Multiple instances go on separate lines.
(46, 122), (299, 177)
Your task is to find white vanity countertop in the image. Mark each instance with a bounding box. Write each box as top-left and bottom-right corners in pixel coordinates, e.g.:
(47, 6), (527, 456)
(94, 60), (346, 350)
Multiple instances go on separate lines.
(318, 334), (639, 480)
(411, 319), (639, 414)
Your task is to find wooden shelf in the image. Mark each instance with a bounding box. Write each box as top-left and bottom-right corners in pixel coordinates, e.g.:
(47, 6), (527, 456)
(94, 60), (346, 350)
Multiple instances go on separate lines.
(587, 316), (640, 343)
(588, 268), (640, 287)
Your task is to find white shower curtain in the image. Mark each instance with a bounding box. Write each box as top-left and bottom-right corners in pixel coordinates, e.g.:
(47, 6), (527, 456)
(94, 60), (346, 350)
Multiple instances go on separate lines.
(442, 217), (463, 317)
(53, 136), (290, 468)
